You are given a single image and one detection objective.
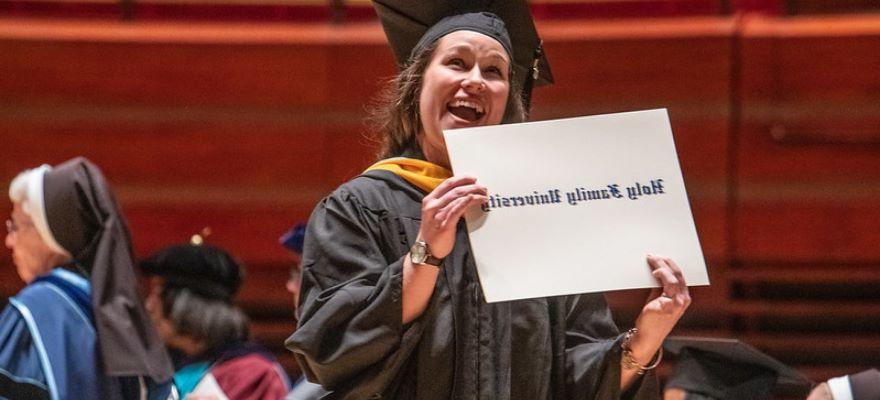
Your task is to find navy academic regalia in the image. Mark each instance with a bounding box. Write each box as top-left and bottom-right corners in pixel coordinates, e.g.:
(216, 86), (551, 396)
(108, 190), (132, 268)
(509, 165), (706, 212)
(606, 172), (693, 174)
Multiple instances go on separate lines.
(0, 269), (98, 400)
(2, 157), (174, 400)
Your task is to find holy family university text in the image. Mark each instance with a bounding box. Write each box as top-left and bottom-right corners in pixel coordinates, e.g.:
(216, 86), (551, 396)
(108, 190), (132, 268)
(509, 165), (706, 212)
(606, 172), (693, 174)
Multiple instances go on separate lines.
(481, 179), (667, 211)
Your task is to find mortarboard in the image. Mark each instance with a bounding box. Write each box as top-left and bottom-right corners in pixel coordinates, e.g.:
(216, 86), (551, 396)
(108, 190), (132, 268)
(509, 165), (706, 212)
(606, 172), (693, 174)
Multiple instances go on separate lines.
(663, 336), (813, 400)
(372, 0), (553, 110)
(280, 223), (307, 282)
(280, 223), (307, 255)
(140, 244), (244, 303)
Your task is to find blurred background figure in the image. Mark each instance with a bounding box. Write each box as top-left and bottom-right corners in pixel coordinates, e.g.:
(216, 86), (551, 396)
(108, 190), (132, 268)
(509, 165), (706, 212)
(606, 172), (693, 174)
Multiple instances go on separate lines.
(140, 243), (290, 400)
(280, 223), (307, 314)
(661, 336), (811, 400)
(1, 157), (174, 400)
(279, 223), (327, 400)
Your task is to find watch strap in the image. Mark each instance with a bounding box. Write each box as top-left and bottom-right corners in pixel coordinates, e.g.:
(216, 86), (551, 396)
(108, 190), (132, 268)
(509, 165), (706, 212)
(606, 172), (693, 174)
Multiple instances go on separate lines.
(422, 254), (444, 267)
(411, 240), (445, 267)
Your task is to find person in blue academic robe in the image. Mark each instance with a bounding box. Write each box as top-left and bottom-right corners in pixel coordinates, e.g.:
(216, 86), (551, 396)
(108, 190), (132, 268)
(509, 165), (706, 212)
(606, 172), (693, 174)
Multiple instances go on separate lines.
(0, 268), (99, 399)
(1, 158), (175, 400)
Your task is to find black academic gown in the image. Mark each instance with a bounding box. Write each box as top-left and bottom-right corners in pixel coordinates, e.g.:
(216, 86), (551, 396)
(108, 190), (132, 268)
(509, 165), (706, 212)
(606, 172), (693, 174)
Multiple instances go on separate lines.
(286, 170), (659, 400)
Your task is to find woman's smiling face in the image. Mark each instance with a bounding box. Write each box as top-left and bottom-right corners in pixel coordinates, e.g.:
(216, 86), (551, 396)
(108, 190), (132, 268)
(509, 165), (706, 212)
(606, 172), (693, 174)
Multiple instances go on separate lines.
(417, 30), (510, 168)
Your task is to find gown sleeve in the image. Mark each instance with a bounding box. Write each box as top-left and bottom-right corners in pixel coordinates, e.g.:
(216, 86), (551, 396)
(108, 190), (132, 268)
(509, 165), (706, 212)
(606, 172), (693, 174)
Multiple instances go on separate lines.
(285, 186), (424, 398)
(563, 294), (660, 400)
(0, 304), (51, 399)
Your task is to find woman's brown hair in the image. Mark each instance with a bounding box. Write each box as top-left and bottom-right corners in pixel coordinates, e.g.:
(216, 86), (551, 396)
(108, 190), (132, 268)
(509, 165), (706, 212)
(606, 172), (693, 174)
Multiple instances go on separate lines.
(369, 40), (527, 160)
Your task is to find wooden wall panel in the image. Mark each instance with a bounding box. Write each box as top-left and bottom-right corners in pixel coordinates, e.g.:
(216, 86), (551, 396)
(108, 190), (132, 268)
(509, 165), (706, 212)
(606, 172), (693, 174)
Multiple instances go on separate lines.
(728, 15), (880, 383)
(0, 41), (331, 106)
(786, 1), (880, 15)
(0, 0), (727, 22)
(1, 120), (333, 186)
(737, 15), (880, 261)
(0, 261), (22, 298)
(0, 20), (394, 105)
(736, 200), (880, 262)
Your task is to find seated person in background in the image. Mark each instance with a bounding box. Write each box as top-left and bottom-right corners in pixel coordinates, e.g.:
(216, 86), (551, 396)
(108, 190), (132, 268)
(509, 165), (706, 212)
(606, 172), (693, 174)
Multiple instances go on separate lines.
(1, 157), (174, 400)
(140, 242), (290, 400)
(279, 224), (326, 400)
(807, 369), (880, 400)
(280, 223), (308, 314)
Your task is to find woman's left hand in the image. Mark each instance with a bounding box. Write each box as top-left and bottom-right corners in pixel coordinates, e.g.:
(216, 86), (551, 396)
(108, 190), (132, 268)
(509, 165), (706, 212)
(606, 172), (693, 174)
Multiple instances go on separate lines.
(620, 255), (692, 389)
(635, 255), (691, 343)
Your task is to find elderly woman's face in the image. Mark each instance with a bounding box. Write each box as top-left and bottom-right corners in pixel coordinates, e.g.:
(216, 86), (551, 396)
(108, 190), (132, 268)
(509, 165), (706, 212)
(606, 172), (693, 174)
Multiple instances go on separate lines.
(144, 276), (176, 344)
(5, 203), (58, 283)
(418, 30), (510, 168)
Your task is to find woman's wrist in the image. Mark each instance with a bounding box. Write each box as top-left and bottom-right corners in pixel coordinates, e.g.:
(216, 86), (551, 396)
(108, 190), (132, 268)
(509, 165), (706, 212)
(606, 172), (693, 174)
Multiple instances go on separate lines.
(633, 313), (674, 350)
(623, 327), (664, 371)
(415, 232), (452, 260)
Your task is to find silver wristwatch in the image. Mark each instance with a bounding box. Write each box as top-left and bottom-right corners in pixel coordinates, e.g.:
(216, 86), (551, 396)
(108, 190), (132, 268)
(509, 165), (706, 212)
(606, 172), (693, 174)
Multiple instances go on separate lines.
(410, 240), (444, 267)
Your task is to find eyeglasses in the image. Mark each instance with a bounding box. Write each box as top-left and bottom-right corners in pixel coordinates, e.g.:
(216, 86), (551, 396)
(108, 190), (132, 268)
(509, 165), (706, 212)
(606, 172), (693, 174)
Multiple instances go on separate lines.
(5, 219), (17, 235)
(5, 219), (32, 236)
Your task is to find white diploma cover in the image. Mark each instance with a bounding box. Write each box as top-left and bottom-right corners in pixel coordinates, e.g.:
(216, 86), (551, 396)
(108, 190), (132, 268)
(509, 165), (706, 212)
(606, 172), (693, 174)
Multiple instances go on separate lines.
(444, 109), (710, 303)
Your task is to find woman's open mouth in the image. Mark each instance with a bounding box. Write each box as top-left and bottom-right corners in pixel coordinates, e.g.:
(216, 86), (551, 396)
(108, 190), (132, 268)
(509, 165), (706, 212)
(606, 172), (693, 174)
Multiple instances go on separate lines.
(447, 99), (485, 122)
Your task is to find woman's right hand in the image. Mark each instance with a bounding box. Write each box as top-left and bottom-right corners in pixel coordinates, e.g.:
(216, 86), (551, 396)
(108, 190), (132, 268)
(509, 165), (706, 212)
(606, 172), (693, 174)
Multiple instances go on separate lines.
(419, 175), (487, 259)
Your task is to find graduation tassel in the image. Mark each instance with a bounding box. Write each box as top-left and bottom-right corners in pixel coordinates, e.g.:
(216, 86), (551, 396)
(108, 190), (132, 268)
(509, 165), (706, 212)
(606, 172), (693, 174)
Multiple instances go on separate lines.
(521, 41), (543, 116)
(190, 226), (212, 245)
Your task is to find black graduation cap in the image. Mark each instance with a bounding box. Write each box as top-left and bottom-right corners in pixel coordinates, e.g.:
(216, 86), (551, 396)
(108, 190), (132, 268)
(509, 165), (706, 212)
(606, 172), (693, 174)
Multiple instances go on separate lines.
(663, 336), (814, 400)
(139, 244), (244, 303)
(372, 0), (553, 109)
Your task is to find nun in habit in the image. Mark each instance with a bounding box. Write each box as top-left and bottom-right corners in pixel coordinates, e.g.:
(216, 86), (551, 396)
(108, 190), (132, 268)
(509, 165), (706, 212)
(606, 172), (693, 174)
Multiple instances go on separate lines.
(1, 157), (175, 400)
(286, 3), (692, 399)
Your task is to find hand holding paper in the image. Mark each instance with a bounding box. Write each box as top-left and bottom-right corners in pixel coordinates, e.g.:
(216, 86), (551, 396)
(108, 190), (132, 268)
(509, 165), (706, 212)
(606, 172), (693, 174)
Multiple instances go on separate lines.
(419, 175), (487, 259)
(402, 174), (488, 324)
(629, 255), (693, 366)
(443, 108), (710, 303)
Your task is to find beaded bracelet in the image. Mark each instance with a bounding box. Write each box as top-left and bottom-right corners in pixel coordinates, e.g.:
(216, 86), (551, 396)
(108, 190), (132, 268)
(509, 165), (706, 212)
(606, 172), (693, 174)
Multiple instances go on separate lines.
(620, 328), (663, 375)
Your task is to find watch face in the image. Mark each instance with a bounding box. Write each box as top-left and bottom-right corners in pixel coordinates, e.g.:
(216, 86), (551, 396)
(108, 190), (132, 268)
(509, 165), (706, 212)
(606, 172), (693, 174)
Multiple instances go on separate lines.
(410, 242), (427, 264)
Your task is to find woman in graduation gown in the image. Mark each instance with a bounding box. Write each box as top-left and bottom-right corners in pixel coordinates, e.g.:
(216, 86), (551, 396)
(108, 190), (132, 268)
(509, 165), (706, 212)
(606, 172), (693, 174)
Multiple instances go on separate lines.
(286, 8), (691, 400)
(1, 158), (174, 400)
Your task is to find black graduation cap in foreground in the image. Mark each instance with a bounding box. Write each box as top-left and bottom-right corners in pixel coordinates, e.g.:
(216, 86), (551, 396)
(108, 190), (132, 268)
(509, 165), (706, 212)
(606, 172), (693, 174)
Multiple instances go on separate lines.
(664, 336), (814, 400)
(372, 0), (553, 110)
